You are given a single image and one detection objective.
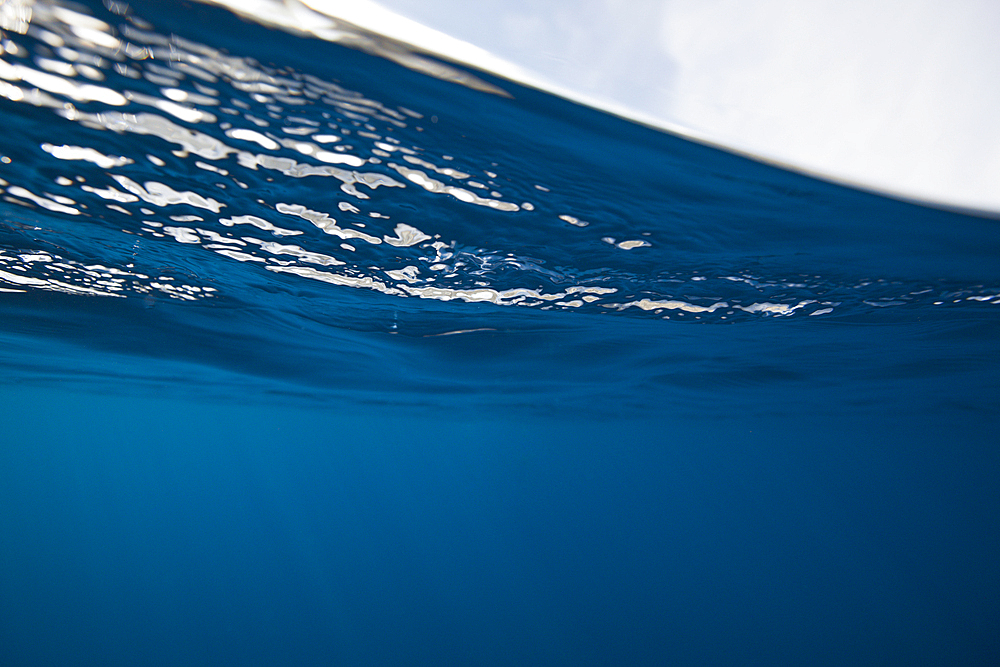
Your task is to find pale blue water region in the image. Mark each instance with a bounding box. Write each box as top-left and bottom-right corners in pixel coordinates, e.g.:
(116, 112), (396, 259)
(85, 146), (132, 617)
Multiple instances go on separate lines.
(1, 1), (998, 665)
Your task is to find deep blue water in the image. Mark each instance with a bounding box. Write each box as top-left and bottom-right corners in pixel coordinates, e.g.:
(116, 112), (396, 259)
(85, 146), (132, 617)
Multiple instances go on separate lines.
(1, 1), (998, 665)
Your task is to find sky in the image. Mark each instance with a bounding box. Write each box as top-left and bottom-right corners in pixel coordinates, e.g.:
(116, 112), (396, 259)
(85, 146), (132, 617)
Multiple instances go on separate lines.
(203, 0), (1000, 214)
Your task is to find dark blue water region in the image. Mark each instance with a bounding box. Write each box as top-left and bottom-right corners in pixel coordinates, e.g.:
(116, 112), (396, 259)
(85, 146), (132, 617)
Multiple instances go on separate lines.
(1, 351), (999, 667)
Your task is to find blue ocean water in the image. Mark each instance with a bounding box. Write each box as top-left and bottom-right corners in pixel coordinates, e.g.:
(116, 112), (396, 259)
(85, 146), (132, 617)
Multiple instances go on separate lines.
(1, 1), (998, 665)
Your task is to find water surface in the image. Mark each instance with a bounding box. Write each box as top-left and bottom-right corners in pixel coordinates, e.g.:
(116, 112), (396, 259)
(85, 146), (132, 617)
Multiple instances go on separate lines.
(1, 1), (998, 665)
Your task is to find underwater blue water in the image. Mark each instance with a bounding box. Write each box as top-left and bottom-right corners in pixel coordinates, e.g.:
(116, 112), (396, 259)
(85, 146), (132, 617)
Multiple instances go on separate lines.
(1, 1), (998, 665)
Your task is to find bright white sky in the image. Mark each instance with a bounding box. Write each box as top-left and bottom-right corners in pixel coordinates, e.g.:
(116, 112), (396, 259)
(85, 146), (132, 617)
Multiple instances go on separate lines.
(206, 0), (1000, 213)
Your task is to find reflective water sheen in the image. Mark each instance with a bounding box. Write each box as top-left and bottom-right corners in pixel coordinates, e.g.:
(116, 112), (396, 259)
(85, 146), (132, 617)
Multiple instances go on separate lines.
(1, 2), (998, 666)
